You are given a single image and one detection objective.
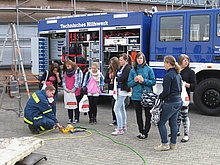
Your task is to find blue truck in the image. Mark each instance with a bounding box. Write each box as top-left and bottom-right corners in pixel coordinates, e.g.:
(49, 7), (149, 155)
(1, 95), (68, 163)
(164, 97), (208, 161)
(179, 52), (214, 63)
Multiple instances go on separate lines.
(36, 8), (220, 115)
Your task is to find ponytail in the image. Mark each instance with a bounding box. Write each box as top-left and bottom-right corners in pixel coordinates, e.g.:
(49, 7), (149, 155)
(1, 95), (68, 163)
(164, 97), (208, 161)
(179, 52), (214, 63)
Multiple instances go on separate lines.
(174, 62), (181, 74)
(119, 53), (132, 67)
(164, 55), (181, 74)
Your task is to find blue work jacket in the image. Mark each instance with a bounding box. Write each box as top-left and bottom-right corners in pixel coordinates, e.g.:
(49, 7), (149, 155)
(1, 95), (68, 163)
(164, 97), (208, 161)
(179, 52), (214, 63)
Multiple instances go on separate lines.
(24, 90), (58, 125)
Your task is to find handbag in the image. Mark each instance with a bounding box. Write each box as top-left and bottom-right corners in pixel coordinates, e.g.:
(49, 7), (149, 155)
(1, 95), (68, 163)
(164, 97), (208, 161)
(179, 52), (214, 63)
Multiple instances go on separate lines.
(64, 91), (77, 109)
(181, 83), (190, 107)
(79, 95), (90, 113)
(134, 69), (157, 108)
(150, 98), (163, 126)
(141, 90), (158, 108)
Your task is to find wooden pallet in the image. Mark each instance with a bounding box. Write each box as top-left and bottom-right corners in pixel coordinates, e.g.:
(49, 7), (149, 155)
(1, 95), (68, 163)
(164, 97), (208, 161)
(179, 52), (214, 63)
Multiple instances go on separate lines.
(0, 137), (44, 165)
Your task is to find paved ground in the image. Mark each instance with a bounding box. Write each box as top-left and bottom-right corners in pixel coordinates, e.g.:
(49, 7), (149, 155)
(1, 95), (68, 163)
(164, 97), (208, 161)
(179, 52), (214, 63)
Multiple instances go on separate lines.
(0, 89), (220, 165)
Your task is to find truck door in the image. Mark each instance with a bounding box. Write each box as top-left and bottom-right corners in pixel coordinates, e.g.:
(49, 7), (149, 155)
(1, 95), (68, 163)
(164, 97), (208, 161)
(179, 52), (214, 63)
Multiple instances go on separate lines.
(150, 12), (186, 80)
(185, 11), (212, 63)
(213, 11), (220, 63)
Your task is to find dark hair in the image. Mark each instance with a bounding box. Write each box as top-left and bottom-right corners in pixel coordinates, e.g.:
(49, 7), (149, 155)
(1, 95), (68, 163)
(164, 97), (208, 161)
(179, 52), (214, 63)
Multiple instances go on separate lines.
(164, 55), (181, 74)
(50, 62), (59, 72)
(133, 52), (146, 70)
(109, 56), (119, 76)
(119, 53), (132, 67)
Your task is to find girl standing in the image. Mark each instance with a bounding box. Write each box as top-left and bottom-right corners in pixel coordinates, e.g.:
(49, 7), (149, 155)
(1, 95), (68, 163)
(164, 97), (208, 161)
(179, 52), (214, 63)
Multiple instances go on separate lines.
(128, 52), (156, 140)
(39, 62), (61, 116)
(155, 55), (183, 151)
(104, 57), (119, 126)
(177, 54), (196, 142)
(82, 62), (104, 124)
(111, 53), (131, 136)
(63, 60), (83, 124)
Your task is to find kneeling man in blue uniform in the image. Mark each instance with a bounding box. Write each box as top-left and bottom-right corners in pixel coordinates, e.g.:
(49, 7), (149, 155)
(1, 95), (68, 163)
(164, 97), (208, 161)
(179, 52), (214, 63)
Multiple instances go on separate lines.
(24, 85), (62, 134)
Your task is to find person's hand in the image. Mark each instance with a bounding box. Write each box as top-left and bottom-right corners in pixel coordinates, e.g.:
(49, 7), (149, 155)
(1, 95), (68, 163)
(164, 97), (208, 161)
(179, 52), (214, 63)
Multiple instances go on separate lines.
(134, 76), (139, 82)
(56, 72), (59, 77)
(42, 81), (46, 84)
(139, 78), (144, 83)
(55, 123), (63, 129)
(65, 89), (70, 93)
(185, 82), (190, 88)
(70, 89), (75, 93)
(137, 75), (144, 83)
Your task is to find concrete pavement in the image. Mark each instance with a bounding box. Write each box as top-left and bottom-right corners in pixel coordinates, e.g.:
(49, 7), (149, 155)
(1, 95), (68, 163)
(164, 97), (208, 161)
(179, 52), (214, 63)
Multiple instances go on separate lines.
(0, 90), (220, 165)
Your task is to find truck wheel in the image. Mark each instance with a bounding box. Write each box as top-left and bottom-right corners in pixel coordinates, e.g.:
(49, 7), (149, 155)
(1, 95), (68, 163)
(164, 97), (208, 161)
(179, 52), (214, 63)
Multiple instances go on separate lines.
(193, 78), (220, 115)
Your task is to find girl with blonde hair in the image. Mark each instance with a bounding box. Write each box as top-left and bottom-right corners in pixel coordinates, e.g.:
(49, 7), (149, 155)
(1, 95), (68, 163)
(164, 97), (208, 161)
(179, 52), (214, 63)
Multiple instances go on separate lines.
(155, 55), (183, 151)
(82, 62), (105, 124)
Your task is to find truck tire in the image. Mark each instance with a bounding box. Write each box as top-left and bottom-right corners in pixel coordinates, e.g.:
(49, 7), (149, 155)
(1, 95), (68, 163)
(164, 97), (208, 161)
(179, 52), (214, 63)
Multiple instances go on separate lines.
(193, 78), (220, 115)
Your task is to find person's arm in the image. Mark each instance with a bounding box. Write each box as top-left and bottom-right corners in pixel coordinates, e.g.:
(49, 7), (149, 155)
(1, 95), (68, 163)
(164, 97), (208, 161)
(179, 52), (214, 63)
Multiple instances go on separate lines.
(116, 65), (130, 83)
(128, 69), (138, 88)
(37, 98), (59, 124)
(143, 67), (156, 87)
(104, 69), (111, 84)
(62, 73), (67, 91)
(74, 69), (83, 90)
(188, 70), (196, 91)
(99, 73), (105, 89)
(82, 72), (89, 87)
(159, 75), (172, 100)
(40, 71), (47, 84)
(56, 71), (61, 84)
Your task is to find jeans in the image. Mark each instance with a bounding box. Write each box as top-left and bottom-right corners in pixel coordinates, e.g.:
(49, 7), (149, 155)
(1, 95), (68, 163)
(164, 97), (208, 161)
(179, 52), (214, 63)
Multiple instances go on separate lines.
(114, 95), (127, 130)
(158, 100), (182, 145)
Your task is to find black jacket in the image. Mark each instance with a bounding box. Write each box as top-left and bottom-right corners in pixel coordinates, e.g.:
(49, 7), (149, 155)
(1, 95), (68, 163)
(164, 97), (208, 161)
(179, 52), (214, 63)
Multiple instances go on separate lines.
(116, 64), (131, 92)
(104, 69), (114, 91)
(180, 67), (196, 98)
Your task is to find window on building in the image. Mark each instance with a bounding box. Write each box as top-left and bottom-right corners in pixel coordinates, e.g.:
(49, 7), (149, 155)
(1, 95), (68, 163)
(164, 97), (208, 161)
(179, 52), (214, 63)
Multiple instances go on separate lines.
(190, 14), (210, 41)
(159, 16), (183, 42)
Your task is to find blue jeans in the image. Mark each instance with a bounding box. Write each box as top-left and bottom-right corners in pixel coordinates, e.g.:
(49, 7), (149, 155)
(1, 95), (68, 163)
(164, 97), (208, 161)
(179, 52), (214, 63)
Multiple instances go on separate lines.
(158, 100), (183, 145)
(114, 95), (127, 130)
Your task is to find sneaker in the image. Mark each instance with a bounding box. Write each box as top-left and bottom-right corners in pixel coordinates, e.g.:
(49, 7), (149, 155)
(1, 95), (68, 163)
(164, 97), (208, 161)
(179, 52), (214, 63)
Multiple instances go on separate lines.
(181, 136), (189, 143)
(28, 125), (39, 134)
(93, 118), (97, 124)
(67, 119), (72, 124)
(136, 134), (147, 141)
(168, 132), (180, 137)
(89, 118), (93, 125)
(169, 144), (177, 150)
(109, 121), (117, 126)
(136, 133), (142, 139)
(112, 129), (124, 136)
(73, 120), (78, 124)
(154, 144), (170, 151)
(122, 126), (127, 131)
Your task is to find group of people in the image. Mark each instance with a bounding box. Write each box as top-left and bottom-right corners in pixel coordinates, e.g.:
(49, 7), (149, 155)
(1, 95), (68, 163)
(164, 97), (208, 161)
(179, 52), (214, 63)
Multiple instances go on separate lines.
(24, 52), (196, 151)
